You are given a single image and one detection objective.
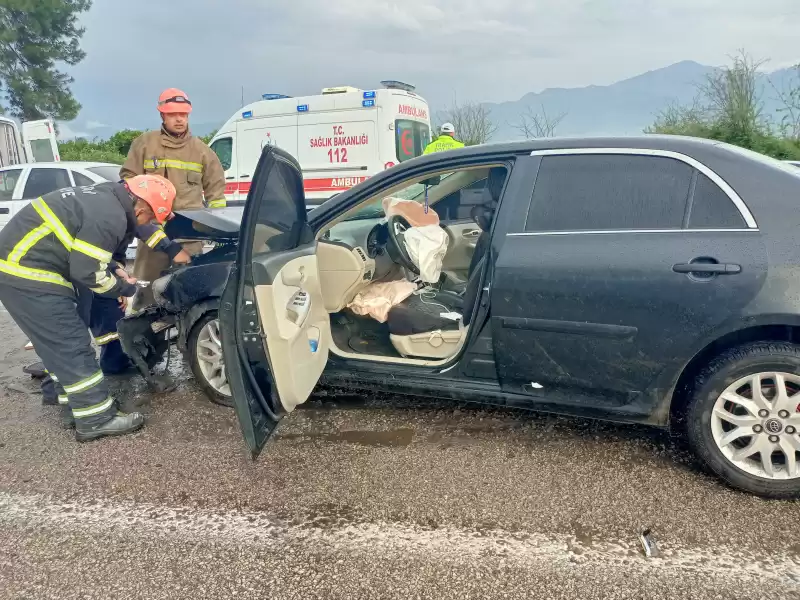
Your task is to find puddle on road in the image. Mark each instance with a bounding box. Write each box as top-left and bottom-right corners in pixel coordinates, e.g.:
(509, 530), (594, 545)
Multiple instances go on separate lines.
(279, 428), (414, 447)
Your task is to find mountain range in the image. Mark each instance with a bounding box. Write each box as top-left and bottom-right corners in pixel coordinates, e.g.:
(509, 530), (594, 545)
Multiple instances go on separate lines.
(61, 60), (798, 142)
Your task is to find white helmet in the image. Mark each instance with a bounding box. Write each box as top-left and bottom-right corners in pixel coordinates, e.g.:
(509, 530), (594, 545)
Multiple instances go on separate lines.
(440, 122), (455, 134)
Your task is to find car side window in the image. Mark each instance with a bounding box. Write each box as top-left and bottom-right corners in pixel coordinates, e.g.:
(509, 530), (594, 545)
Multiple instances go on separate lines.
(0, 169), (23, 201)
(434, 177), (489, 222)
(525, 154), (693, 232)
(72, 171), (94, 187)
(210, 137), (233, 170)
(688, 172), (746, 229)
(22, 168), (71, 199)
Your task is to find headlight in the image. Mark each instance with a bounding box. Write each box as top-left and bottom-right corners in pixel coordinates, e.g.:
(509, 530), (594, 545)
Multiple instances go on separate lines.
(151, 274), (174, 308)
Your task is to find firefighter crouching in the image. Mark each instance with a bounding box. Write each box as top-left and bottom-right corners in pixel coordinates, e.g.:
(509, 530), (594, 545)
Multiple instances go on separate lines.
(121, 88), (227, 309)
(0, 175), (176, 441)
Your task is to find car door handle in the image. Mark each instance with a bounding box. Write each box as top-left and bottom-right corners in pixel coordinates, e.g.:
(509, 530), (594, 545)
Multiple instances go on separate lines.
(462, 229), (481, 238)
(673, 262), (741, 274)
(225, 176), (236, 180)
(240, 174), (251, 178)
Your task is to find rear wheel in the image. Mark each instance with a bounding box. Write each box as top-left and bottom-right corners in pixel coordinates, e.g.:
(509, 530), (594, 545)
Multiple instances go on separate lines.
(686, 342), (800, 499)
(188, 311), (233, 407)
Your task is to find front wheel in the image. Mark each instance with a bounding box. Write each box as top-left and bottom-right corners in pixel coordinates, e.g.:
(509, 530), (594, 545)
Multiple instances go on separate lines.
(188, 311), (234, 407)
(686, 342), (800, 499)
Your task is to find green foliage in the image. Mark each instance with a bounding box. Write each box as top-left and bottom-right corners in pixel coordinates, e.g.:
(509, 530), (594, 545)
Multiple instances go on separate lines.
(0, 0), (92, 121)
(58, 138), (125, 164)
(58, 128), (144, 165)
(649, 52), (800, 160)
(199, 130), (217, 145)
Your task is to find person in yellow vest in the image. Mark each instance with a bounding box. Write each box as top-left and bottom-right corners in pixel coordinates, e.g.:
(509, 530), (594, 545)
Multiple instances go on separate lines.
(121, 88), (227, 308)
(423, 123), (465, 154)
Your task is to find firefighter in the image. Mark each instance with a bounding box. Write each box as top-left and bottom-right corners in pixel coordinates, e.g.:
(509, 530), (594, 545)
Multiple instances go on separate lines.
(423, 123), (465, 154)
(37, 222), (191, 408)
(121, 88), (227, 309)
(89, 218), (192, 375)
(0, 175), (176, 441)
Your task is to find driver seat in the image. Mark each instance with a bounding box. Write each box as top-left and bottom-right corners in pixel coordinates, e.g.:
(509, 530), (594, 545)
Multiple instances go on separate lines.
(385, 168), (503, 359)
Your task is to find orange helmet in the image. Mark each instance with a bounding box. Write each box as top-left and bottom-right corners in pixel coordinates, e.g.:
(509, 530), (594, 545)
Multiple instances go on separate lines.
(157, 88), (192, 114)
(125, 175), (176, 223)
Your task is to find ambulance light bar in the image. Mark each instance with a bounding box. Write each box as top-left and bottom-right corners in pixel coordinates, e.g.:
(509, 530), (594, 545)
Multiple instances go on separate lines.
(322, 86), (361, 95)
(380, 80), (416, 92)
(263, 94), (291, 100)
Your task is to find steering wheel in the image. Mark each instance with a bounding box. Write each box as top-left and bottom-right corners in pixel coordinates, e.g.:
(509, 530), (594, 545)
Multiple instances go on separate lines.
(385, 214), (419, 274)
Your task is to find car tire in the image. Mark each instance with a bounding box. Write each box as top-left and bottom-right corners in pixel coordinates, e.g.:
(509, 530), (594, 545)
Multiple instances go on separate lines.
(188, 311), (234, 408)
(685, 341), (800, 499)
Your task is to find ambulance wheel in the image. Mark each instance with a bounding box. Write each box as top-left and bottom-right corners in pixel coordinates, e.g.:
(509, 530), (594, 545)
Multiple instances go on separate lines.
(189, 311), (234, 408)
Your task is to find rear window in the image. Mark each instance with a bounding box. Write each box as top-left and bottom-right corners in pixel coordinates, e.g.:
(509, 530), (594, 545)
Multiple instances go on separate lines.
(395, 120), (430, 163)
(23, 168), (71, 199)
(0, 168), (22, 201)
(87, 165), (122, 182)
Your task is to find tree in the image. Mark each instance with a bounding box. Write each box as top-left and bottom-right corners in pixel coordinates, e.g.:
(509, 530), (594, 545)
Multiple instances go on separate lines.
(511, 104), (567, 139)
(0, 0), (92, 121)
(648, 51), (800, 160)
(437, 100), (497, 146)
(769, 64), (800, 140)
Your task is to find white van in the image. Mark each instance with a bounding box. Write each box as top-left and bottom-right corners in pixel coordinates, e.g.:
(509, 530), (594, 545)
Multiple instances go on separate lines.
(209, 81), (432, 206)
(0, 116), (60, 167)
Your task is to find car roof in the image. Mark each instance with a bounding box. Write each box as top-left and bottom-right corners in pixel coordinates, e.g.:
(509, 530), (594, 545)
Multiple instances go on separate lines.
(0, 161), (118, 170)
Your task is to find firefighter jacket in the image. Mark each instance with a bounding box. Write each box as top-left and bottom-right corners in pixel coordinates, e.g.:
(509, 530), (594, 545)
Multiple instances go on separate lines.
(0, 182), (138, 298)
(120, 127), (227, 209)
(423, 135), (465, 155)
(112, 222), (184, 268)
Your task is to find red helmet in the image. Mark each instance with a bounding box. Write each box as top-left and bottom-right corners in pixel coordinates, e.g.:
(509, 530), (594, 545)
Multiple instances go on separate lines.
(158, 88), (192, 114)
(125, 175), (176, 223)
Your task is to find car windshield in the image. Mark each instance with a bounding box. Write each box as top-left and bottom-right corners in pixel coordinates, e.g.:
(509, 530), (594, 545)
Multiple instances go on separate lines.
(344, 173), (455, 221)
(87, 165), (121, 182)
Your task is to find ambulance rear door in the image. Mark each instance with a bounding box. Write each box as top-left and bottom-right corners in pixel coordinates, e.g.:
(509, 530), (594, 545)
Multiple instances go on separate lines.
(209, 131), (237, 202)
(381, 91), (431, 167)
(21, 119), (59, 163)
(296, 92), (378, 206)
(235, 108), (298, 200)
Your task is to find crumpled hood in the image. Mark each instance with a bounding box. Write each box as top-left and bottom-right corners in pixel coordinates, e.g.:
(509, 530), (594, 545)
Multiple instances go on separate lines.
(165, 207), (243, 241)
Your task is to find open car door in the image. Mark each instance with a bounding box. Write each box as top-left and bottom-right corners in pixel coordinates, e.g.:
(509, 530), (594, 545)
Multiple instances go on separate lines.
(220, 145), (330, 458)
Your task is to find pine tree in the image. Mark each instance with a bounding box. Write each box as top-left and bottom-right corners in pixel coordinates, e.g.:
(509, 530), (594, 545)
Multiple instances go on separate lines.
(0, 0), (92, 121)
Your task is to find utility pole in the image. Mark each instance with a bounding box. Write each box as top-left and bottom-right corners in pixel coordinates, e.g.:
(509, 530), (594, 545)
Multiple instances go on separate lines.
(241, 86), (244, 108)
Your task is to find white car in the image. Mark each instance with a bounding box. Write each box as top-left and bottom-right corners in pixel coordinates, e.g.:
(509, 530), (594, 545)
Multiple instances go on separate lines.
(0, 161), (122, 229)
(0, 161), (138, 260)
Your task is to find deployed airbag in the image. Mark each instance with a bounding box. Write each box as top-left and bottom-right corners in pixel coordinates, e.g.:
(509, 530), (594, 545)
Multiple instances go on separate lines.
(403, 225), (449, 283)
(347, 280), (417, 323)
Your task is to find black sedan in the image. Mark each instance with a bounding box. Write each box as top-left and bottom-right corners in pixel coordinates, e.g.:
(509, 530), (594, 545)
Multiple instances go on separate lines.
(216, 137), (800, 499)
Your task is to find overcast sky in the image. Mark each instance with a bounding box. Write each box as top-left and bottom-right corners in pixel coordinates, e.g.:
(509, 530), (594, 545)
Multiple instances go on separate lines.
(63, 0), (800, 136)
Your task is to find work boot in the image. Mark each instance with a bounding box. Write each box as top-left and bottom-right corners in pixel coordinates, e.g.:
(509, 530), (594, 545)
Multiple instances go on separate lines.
(75, 411), (145, 443)
(60, 406), (75, 430)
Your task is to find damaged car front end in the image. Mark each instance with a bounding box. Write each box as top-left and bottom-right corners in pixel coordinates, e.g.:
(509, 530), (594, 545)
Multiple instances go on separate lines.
(117, 207), (241, 406)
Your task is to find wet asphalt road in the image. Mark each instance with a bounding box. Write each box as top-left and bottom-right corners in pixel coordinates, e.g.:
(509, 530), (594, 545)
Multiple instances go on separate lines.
(0, 310), (799, 599)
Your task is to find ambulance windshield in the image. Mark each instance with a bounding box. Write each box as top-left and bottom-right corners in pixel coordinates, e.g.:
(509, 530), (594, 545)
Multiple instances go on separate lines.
(395, 120), (431, 163)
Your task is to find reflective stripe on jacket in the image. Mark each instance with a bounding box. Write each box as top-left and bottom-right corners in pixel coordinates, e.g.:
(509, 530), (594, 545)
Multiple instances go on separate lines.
(120, 128), (227, 210)
(423, 135), (465, 155)
(0, 183), (137, 298)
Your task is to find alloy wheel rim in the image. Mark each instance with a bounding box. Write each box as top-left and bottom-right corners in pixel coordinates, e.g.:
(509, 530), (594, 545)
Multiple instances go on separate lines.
(196, 318), (231, 397)
(711, 372), (800, 480)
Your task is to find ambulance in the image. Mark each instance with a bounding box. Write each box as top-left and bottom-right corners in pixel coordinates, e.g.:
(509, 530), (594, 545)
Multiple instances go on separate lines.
(0, 116), (60, 167)
(209, 81), (432, 206)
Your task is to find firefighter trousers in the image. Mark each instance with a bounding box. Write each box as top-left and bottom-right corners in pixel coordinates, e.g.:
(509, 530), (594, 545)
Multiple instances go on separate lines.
(90, 294), (129, 374)
(0, 284), (117, 426)
(132, 240), (203, 310)
(41, 292), (129, 403)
